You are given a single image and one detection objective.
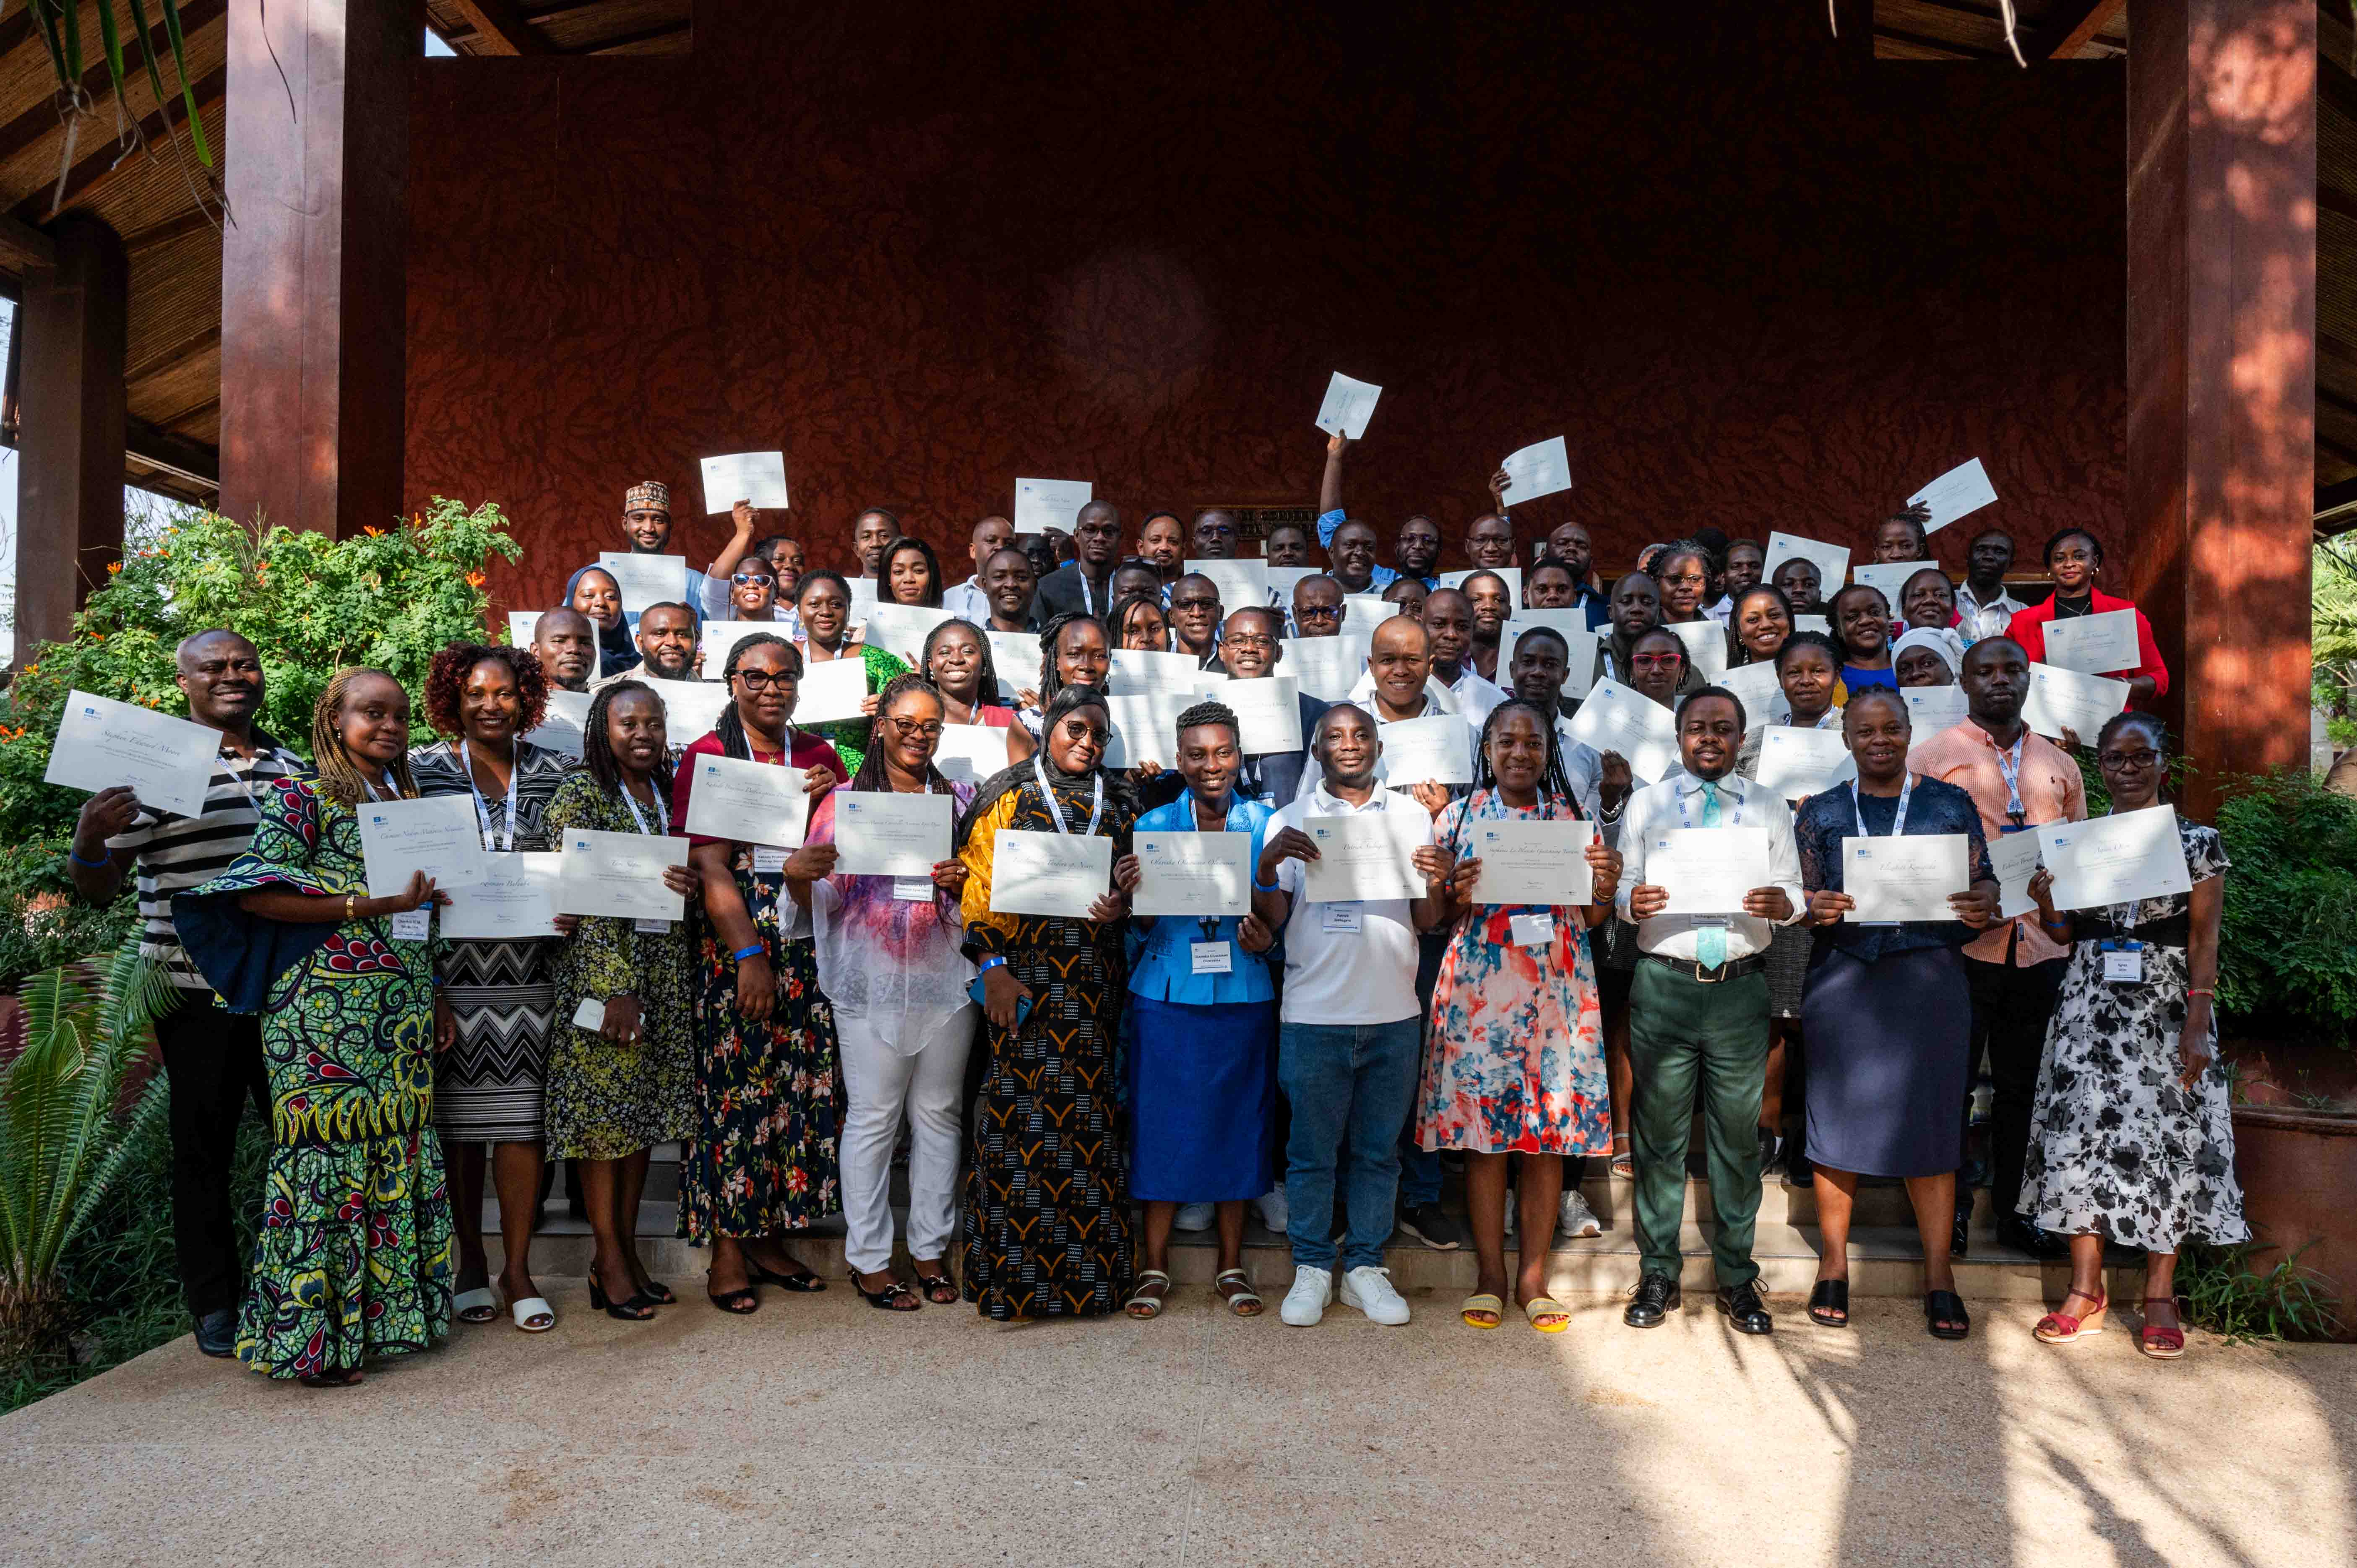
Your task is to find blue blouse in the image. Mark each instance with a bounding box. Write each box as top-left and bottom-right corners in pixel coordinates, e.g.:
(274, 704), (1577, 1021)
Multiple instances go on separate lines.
(1794, 775), (1992, 963)
(1127, 791), (1278, 1006)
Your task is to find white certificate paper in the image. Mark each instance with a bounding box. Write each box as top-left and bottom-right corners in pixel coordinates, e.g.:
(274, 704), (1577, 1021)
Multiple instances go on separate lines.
(639, 676), (733, 741)
(1013, 477), (1091, 535)
(1498, 437), (1572, 504)
(1376, 713), (1473, 788)
(683, 753), (809, 847)
(990, 829), (1113, 917)
(1763, 534), (1850, 596)
(1341, 593), (1393, 628)
(858, 603), (957, 665)
(2020, 663), (2129, 743)
(1266, 565), (1320, 602)
(440, 852), (564, 940)
(698, 451), (789, 514)
(931, 723), (1013, 783)
(1753, 725), (1859, 802)
(987, 631), (1043, 700)
(1133, 831), (1253, 917)
(596, 551), (688, 616)
(1499, 614), (1600, 699)
(1852, 561), (1935, 603)
(1901, 684), (1970, 734)
(1302, 812), (1423, 902)
(1279, 635), (1370, 702)
(1985, 830), (2044, 919)
(507, 611), (541, 649)
(1842, 833), (1969, 923)
(1564, 679), (1680, 783)
(1908, 457), (1998, 533)
(1102, 692), (1196, 769)
(1648, 827), (1768, 915)
(2041, 609), (2140, 676)
(700, 620), (787, 675)
(356, 795), (490, 897)
(2037, 805), (2191, 912)
(1315, 372), (1383, 439)
(1666, 617), (1727, 680)
(831, 791), (952, 878)
(1214, 676), (1302, 755)
(1717, 661), (1790, 728)
(792, 657), (871, 723)
(1185, 557), (1270, 610)
(44, 690), (220, 819)
(523, 688), (592, 759)
(1109, 649), (1214, 693)
(1472, 819), (1596, 906)
(1794, 614), (1832, 636)
(556, 827), (689, 922)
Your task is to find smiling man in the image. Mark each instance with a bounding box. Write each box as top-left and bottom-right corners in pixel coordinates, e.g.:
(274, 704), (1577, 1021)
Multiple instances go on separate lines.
(597, 480), (758, 627)
(596, 601), (699, 687)
(943, 515), (1016, 623)
(530, 607), (599, 693)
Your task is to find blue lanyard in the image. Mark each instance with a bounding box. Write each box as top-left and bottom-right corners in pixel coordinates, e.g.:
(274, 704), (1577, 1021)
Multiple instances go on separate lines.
(1849, 772), (1916, 839)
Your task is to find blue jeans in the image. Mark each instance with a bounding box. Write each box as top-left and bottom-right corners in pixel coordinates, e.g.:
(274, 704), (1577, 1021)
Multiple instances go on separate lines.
(1395, 931), (1448, 1207)
(1279, 1019), (1422, 1271)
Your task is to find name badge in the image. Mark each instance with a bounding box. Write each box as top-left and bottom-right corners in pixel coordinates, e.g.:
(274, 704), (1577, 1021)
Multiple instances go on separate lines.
(634, 918), (672, 934)
(1508, 912), (1552, 949)
(751, 846), (790, 875)
(1320, 901), (1364, 933)
(1190, 941), (1233, 975)
(387, 908), (430, 941)
(571, 997), (607, 1030)
(892, 875), (936, 902)
(2102, 941), (2143, 983)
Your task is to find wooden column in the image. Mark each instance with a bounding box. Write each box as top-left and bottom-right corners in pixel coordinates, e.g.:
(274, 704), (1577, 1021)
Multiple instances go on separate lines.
(2126, 0), (2316, 811)
(219, 0), (418, 538)
(14, 216), (128, 658)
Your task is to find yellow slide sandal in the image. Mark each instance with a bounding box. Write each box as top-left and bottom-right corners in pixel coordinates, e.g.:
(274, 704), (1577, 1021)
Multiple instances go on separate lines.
(1523, 1296), (1571, 1333)
(1460, 1292), (1503, 1329)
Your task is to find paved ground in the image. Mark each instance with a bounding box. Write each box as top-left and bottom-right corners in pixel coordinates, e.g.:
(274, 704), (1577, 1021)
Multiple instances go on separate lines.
(5, 1279), (2352, 1567)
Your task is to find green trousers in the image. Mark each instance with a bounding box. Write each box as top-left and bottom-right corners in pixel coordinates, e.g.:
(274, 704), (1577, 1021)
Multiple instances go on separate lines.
(1627, 960), (1769, 1286)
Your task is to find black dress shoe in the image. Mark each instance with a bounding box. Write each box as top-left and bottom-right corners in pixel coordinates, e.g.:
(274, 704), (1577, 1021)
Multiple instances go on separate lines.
(1623, 1272), (1682, 1329)
(1951, 1206), (1972, 1258)
(1998, 1217), (2069, 1259)
(193, 1306), (238, 1358)
(1716, 1282), (1774, 1335)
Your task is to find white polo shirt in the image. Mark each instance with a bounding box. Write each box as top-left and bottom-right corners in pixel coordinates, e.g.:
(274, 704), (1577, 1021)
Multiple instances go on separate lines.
(1268, 783), (1433, 1026)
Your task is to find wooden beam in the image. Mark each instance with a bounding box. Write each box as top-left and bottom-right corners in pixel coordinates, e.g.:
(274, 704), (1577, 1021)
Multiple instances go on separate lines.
(13, 216), (128, 658)
(2030, 0), (2129, 58)
(443, 0), (550, 55)
(0, 1), (228, 172)
(1871, 26), (2003, 61)
(121, 205), (222, 254)
(2315, 473), (2357, 517)
(585, 21), (694, 55)
(125, 323), (221, 387)
(0, 212), (55, 276)
(125, 415), (219, 491)
(8, 65), (227, 225)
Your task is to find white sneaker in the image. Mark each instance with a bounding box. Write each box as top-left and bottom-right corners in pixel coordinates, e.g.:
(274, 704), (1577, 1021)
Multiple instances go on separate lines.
(1280, 1265), (1334, 1326)
(1558, 1188), (1604, 1238)
(1338, 1265), (1411, 1326)
(1253, 1186), (1290, 1234)
(1173, 1202), (1215, 1232)
(1502, 1198), (1516, 1237)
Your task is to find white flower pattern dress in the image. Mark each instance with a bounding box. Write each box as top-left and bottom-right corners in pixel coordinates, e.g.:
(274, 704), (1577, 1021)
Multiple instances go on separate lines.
(2018, 819), (2247, 1251)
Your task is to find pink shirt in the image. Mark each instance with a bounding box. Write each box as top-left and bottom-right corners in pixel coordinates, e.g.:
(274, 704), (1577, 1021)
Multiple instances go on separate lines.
(1907, 718), (2086, 966)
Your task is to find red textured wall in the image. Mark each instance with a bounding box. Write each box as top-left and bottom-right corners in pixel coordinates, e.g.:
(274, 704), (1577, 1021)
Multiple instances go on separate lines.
(405, 2), (2126, 615)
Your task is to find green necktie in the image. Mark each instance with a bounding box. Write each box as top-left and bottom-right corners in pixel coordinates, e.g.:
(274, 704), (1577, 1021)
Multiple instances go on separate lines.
(1697, 782), (1727, 968)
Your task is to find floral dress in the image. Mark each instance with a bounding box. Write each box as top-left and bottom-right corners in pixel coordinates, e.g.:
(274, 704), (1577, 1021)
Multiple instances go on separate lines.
(542, 772), (695, 1160)
(1414, 789), (1610, 1156)
(798, 641), (910, 775)
(179, 777), (453, 1378)
(2019, 819), (2247, 1251)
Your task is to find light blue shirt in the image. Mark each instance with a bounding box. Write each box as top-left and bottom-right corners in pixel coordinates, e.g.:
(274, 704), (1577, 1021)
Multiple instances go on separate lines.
(1127, 791), (1277, 1005)
(1316, 508), (1400, 590)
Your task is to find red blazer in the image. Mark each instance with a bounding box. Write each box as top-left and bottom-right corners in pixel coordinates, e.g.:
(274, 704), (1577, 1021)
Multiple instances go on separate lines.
(2005, 590), (2170, 702)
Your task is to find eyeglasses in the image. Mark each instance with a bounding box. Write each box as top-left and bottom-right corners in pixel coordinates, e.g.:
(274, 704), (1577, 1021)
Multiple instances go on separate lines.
(884, 717), (945, 740)
(1296, 605), (1341, 622)
(2100, 749), (2161, 768)
(1224, 634), (1277, 651)
(733, 669), (797, 689)
(1631, 653), (1685, 670)
(1662, 572), (1707, 588)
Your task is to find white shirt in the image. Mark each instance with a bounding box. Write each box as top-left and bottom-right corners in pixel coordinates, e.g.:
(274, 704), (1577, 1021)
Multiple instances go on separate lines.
(1443, 665), (1506, 726)
(1300, 684), (1481, 801)
(942, 578), (990, 624)
(1955, 582), (2026, 644)
(1269, 783), (1434, 1026)
(1704, 595), (1735, 624)
(1614, 772), (1805, 962)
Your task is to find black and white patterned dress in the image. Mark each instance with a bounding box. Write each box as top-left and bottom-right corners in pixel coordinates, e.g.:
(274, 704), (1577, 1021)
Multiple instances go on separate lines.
(2018, 819), (2247, 1251)
(411, 740), (576, 1143)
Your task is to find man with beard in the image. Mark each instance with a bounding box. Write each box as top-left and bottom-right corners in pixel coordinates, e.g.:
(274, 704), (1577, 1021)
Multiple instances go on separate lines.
(1418, 588), (1505, 724)
(1460, 569), (1515, 685)
(594, 480), (756, 626)
(530, 608), (598, 693)
(593, 601), (699, 689)
(1032, 500), (1123, 620)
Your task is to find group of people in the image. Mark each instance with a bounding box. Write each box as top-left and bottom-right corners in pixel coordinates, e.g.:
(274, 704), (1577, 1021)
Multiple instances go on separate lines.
(64, 450), (2241, 1386)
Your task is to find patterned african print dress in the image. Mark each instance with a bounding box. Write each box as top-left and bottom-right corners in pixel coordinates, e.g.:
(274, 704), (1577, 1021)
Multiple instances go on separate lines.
(542, 772), (694, 1160)
(177, 777), (453, 1379)
(956, 773), (1136, 1320)
(797, 641), (909, 776)
(1414, 790), (1611, 1156)
(409, 740), (574, 1143)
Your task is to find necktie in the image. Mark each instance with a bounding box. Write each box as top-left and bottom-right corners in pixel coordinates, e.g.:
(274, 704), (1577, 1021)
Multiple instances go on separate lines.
(1697, 782), (1727, 969)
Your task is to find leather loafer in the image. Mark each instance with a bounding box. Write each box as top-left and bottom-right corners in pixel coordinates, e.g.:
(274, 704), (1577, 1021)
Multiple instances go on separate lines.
(1998, 1217), (2069, 1259)
(1716, 1282), (1774, 1335)
(192, 1306), (238, 1359)
(1623, 1272), (1682, 1329)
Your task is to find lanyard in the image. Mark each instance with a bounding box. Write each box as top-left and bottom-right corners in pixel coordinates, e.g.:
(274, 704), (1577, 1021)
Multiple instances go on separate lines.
(620, 777), (670, 836)
(1079, 572), (1101, 616)
(1185, 789), (1232, 941)
(1849, 772), (1916, 839)
(219, 746), (263, 808)
(457, 739), (519, 852)
(1033, 760), (1104, 837)
(1991, 731), (2027, 823)
(1673, 777), (1746, 829)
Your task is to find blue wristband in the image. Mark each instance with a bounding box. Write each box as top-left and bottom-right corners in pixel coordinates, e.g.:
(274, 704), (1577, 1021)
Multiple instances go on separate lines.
(68, 845), (111, 869)
(731, 942), (765, 962)
(1253, 875), (1280, 892)
(978, 957), (1007, 973)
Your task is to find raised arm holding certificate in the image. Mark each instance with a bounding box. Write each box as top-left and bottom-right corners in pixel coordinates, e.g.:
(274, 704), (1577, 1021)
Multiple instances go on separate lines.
(596, 551), (688, 615)
(1471, 819), (1596, 905)
(1646, 826), (1768, 915)
(44, 690), (221, 818)
(1013, 478), (1091, 535)
(831, 791), (953, 877)
(1498, 437), (1572, 504)
(1302, 813), (1424, 902)
(697, 451), (789, 513)
(2036, 804), (2192, 911)
(356, 796), (490, 897)
(1564, 679), (1680, 782)
(2040, 610), (2141, 676)
(1132, 832), (1252, 917)
(556, 827), (690, 922)
(2019, 663), (2129, 743)
(1375, 713), (1472, 788)
(1315, 372), (1382, 439)
(990, 830), (1113, 917)
(682, 752), (810, 847)
(1907, 457), (1998, 533)
(1841, 834), (1970, 923)
(440, 852), (565, 940)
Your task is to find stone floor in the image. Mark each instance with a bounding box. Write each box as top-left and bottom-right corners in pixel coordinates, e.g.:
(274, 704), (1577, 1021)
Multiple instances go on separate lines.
(5, 1276), (2352, 1567)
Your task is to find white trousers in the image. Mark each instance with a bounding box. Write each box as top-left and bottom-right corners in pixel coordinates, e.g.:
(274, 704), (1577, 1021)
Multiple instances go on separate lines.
(837, 1005), (978, 1274)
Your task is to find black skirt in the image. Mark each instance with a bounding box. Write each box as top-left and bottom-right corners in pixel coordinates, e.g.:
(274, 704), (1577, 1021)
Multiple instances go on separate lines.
(1799, 944), (1969, 1178)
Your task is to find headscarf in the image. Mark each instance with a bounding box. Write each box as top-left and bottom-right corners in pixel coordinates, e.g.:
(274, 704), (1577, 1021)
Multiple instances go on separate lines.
(563, 564), (641, 678)
(956, 681), (1130, 849)
(1892, 625), (1964, 679)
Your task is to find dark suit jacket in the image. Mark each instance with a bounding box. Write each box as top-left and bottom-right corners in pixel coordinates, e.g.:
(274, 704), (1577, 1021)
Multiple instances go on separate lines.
(1031, 563), (1120, 624)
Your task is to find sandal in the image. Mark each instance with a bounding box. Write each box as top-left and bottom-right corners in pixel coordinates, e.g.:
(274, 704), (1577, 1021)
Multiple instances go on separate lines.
(1924, 1289), (1970, 1341)
(1125, 1270), (1172, 1320)
(1214, 1268), (1262, 1317)
(299, 1365), (365, 1388)
(2138, 1297), (2186, 1360)
(1521, 1296), (1571, 1334)
(509, 1296), (556, 1333)
(452, 1285), (499, 1325)
(706, 1271), (760, 1315)
(588, 1277), (657, 1322)
(2033, 1286), (2107, 1344)
(635, 1278), (676, 1305)
(1460, 1292), (1503, 1329)
(747, 1257), (827, 1292)
(912, 1269), (959, 1305)
(855, 1274), (921, 1312)
(1807, 1279), (1849, 1329)
(1609, 1135), (1635, 1182)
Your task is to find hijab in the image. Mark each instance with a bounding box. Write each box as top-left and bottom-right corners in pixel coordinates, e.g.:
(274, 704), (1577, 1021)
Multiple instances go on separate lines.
(563, 564), (642, 678)
(1892, 625), (1964, 679)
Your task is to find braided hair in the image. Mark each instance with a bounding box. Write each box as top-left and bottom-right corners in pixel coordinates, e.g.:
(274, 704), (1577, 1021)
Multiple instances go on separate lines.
(1036, 611), (1107, 706)
(714, 632), (800, 760)
(1881, 502), (1932, 557)
(310, 666), (419, 807)
(851, 673), (953, 794)
(1470, 696), (1577, 813)
(1827, 583), (1891, 664)
(922, 617), (1003, 712)
(581, 679), (677, 801)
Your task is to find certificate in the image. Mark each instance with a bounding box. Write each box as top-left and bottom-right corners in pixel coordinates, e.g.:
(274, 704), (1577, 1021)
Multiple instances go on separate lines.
(1213, 676), (1302, 755)
(682, 752), (809, 847)
(1302, 812), (1423, 902)
(1666, 617), (1727, 680)
(1986, 830), (2044, 919)
(523, 688), (591, 759)
(1109, 649), (1214, 693)
(1717, 660), (1790, 728)
(1499, 618), (1602, 699)
(2020, 663), (2129, 743)
(1280, 635), (1370, 702)
(1646, 827), (1768, 915)
(1853, 561), (1935, 603)
(356, 795), (489, 897)
(1341, 593), (1393, 628)
(990, 829), (1112, 917)
(638, 676), (733, 741)
(792, 657), (871, 723)
(1471, 819), (1596, 906)
(1185, 557), (1269, 610)
(831, 791), (953, 877)
(1315, 372), (1383, 439)
(1794, 614), (1832, 636)
(2041, 609), (2140, 676)
(1266, 566), (1320, 603)
(1375, 713), (1473, 788)
(1842, 834), (1969, 923)
(506, 611), (540, 649)
(1763, 533), (1850, 596)
(1908, 457), (1998, 533)
(700, 620), (788, 675)
(1901, 684), (1969, 734)
(931, 723), (1013, 783)
(1438, 566), (1522, 611)
(1564, 678), (1680, 782)
(44, 690), (221, 819)
(846, 575), (880, 613)
(1013, 477), (1091, 535)
(440, 852), (564, 940)
(1103, 691), (1195, 769)
(556, 827), (689, 922)
(1753, 725), (1859, 801)
(987, 631), (1043, 700)
(698, 450), (789, 514)
(1498, 436), (1572, 504)
(596, 551), (688, 616)
(858, 602), (957, 665)
(2037, 805), (2192, 911)
(1133, 831), (1252, 917)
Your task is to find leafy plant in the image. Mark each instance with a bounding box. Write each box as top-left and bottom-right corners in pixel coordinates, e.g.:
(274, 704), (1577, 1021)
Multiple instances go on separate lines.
(17, 1), (215, 216)
(0, 835), (138, 995)
(2213, 772), (2357, 1038)
(2175, 1236), (2346, 1344)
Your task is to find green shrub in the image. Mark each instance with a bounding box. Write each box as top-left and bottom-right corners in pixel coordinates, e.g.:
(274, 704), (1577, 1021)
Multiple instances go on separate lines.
(2214, 772), (2357, 1038)
(2175, 1236), (2347, 1344)
(0, 835), (139, 995)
